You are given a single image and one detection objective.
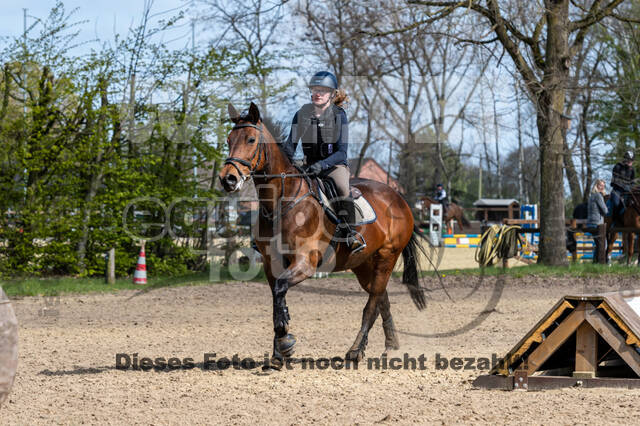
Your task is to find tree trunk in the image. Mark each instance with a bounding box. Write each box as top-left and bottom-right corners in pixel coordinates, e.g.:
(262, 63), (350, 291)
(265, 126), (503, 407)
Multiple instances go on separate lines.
(537, 0), (570, 266)
(400, 133), (418, 211)
(516, 81), (525, 203)
(127, 73), (136, 157)
(537, 108), (567, 265)
(432, 87), (453, 190)
(77, 84), (117, 273)
(492, 92), (502, 197)
(563, 136), (582, 208)
(581, 91), (594, 202)
(77, 167), (104, 273)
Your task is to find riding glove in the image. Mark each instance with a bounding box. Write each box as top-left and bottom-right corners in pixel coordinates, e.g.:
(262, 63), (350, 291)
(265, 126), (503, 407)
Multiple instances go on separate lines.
(306, 162), (323, 176)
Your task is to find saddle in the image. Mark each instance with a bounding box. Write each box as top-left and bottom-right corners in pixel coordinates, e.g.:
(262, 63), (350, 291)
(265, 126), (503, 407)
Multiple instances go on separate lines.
(313, 177), (376, 226)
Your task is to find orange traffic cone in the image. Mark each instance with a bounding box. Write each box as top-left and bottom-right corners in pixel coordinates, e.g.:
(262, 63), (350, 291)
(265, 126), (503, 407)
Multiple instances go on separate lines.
(133, 242), (147, 285)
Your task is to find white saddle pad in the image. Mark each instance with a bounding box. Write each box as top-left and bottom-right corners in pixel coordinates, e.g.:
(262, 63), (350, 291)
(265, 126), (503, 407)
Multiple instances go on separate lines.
(318, 188), (376, 226)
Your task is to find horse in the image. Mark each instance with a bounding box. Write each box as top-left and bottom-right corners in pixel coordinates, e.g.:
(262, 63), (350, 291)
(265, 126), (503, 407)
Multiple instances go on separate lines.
(218, 102), (426, 365)
(606, 190), (640, 265)
(421, 196), (469, 233)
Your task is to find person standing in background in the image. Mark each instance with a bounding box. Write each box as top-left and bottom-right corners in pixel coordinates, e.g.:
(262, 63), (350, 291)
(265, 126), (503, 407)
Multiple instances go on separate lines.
(586, 179), (608, 263)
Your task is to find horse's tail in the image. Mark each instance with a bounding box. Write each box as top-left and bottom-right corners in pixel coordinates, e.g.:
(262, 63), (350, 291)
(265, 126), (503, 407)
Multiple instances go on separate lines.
(401, 225), (427, 310)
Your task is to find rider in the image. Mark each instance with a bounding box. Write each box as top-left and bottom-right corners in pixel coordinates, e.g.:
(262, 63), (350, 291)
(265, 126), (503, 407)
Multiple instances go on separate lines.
(610, 150), (635, 225)
(434, 183), (449, 216)
(282, 71), (366, 253)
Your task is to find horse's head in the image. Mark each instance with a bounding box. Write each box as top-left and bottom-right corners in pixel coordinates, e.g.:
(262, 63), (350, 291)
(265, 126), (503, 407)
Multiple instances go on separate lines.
(219, 102), (267, 193)
(421, 196), (434, 206)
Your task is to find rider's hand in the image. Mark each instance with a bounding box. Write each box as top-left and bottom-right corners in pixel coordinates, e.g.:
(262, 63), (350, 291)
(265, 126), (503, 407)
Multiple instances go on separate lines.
(307, 162), (323, 176)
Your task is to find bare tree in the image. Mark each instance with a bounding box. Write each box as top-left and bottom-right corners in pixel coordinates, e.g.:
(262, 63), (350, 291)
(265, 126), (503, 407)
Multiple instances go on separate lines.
(413, 17), (491, 190)
(300, 0), (488, 209)
(197, 0), (292, 115)
(398, 0), (640, 265)
(296, 0), (390, 174)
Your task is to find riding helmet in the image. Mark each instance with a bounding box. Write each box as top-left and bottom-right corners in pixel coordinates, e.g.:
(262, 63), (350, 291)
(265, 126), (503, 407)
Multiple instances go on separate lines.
(308, 71), (338, 90)
(624, 150), (635, 161)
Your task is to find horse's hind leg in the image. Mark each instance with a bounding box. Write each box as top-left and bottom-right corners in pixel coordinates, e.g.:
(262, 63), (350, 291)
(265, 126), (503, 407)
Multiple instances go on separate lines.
(378, 290), (400, 351)
(345, 293), (380, 362)
(347, 260), (395, 361)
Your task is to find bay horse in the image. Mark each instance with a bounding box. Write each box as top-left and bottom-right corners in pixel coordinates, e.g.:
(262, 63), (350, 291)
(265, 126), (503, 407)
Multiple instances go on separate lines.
(421, 196), (469, 233)
(219, 103), (426, 365)
(606, 190), (640, 265)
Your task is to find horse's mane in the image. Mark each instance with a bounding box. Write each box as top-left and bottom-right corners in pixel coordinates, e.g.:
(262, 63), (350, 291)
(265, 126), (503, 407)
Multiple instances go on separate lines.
(262, 115), (296, 170)
(260, 115), (288, 146)
(234, 112), (297, 171)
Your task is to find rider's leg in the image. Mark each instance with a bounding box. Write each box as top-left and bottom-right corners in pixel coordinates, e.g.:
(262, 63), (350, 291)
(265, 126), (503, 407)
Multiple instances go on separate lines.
(585, 226), (599, 263)
(611, 190), (623, 225)
(324, 165), (366, 252)
(442, 200), (450, 231)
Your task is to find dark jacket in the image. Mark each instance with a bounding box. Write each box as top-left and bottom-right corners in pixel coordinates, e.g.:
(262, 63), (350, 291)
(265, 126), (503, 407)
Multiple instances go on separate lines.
(587, 192), (608, 227)
(283, 103), (349, 171)
(572, 202), (588, 220)
(434, 188), (447, 203)
(612, 162), (635, 192)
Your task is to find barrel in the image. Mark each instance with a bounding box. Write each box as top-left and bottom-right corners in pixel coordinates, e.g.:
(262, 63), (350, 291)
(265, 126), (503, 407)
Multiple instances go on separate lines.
(0, 286), (18, 407)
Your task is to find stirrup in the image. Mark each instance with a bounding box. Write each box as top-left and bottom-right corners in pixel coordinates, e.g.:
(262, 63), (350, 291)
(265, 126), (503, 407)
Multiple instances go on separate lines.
(347, 231), (366, 253)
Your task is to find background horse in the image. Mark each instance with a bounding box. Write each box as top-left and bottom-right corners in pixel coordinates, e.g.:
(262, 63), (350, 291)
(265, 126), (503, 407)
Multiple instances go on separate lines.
(606, 190), (640, 264)
(421, 196), (470, 233)
(219, 103), (427, 365)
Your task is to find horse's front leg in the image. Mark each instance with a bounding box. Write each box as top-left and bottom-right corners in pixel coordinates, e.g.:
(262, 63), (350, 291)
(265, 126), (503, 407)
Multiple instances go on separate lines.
(269, 256), (317, 365)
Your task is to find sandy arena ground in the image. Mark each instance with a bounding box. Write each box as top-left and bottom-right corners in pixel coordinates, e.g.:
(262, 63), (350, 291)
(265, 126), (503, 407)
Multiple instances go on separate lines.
(3, 272), (640, 424)
(402, 247), (530, 271)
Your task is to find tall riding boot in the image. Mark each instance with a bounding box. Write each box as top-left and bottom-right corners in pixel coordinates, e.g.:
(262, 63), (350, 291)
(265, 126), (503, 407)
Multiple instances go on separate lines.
(337, 198), (366, 253)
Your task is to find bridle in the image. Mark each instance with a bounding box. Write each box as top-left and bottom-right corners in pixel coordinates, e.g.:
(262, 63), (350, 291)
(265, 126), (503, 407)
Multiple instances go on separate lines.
(224, 123), (268, 184)
(223, 121), (319, 222)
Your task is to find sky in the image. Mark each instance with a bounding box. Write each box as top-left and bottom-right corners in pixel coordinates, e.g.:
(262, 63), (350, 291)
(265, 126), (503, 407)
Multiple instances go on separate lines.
(1, 1), (197, 51)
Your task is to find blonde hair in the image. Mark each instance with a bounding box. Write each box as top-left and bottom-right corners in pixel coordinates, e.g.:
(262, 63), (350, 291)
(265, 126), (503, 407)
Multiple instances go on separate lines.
(591, 179), (605, 194)
(333, 88), (349, 108)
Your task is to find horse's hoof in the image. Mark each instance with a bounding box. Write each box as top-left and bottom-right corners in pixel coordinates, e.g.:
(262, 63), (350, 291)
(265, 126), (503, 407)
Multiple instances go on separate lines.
(262, 356), (284, 372)
(345, 349), (364, 362)
(385, 340), (400, 351)
(276, 334), (296, 358)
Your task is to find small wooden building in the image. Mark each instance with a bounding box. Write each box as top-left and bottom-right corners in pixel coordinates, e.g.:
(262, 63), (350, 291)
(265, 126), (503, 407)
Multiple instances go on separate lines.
(349, 157), (403, 193)
(473, 198), (520, 222)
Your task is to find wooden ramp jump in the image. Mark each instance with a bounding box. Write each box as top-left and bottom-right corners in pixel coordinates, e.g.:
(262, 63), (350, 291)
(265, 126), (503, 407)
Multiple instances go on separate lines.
(474, 291), (640, 390)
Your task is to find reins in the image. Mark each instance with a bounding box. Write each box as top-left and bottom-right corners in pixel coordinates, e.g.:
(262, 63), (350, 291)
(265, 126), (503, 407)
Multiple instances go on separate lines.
(224, 122), (320, 222)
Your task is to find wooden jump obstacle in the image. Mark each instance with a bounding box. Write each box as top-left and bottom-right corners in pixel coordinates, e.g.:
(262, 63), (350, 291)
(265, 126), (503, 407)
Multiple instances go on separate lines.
(501, 219), (631, 262)
(474, 291), (640, 390)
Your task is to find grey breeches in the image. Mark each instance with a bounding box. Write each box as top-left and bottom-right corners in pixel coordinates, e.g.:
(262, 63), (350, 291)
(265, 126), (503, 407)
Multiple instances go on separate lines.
(322, 164), (350, 198)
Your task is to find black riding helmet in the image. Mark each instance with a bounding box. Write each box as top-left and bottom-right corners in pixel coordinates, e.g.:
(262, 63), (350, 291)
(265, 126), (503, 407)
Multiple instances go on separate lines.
(308, 71), (338, 90)
(624, 150), (635, 161)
